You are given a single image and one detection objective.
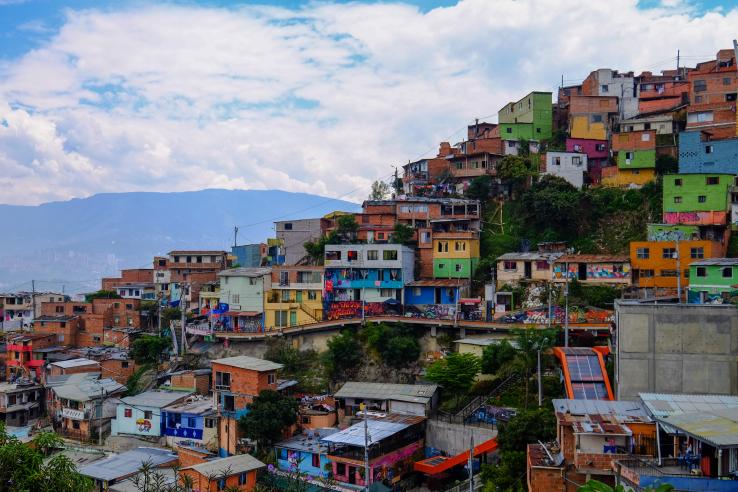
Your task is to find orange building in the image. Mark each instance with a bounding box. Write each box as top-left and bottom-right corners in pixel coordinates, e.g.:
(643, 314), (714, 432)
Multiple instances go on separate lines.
(629, 239), (723, 289)
(101, 268), (154, 291)
(180, 453), (265, 492)
(686, 48), (737, 139)
(5, 332), (58, 380)
(211, 356), (283, 457)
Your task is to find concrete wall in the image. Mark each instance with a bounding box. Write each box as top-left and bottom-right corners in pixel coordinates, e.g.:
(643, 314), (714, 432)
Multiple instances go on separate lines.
(545, 152), (586, 188)
(426, 420), (496, 456)
(616, 301), (738, 400)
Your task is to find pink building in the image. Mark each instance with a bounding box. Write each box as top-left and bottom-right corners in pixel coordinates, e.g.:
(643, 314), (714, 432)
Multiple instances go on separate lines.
(566, 138), (610, 183)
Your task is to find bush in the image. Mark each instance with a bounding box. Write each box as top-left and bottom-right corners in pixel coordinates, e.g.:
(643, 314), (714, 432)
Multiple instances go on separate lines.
(322, 330), (363, 379)
(130, 335), (170, 365)
(363, 323), (421, 368)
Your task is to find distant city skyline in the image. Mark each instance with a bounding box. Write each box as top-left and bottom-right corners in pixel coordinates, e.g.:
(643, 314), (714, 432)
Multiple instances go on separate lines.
(0, 0), (736, 205)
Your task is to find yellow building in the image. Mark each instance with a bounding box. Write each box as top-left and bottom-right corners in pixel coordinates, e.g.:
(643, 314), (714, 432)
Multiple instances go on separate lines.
(570, 115), (607, 140)
(600, 167), (655, 187)
(263, 266), (324, 330)
(432, 232), (480, 279)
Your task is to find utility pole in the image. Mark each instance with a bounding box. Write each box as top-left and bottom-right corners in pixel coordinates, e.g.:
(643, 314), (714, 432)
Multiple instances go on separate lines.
(675, 236), (681, 303)
(157, 292), (162, 337)
(564, 262), (570, 347)
(677, 49), (680, 76)
(361, 403), (370, 490)
(31, 279), (36, 322)
(233, 226), (238, 248)
(468, 433), (474, 491)
(180, 282), (188, 356)
(98, 384), (106, 447)
(537, 346), (543, 407)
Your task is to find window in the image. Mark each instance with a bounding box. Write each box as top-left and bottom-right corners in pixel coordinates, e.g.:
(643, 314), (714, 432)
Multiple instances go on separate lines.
(438, 263), (446, 270)
(536, 261), (548, 270)
(308, 290), (317, 300)
(325, 251), (341, 261)
(455, 162), (463, 170)
(144, 410), (153, 420)
(662, 248), (676, 259)
(688, 111), (714, 123)
(187, 417), (196, 428)
(218, 478), (226, 491)
(591, 114), (603, 123)
(595, 143), (606, 152)
(205, 418), (216, 428)
(727, 93), (737, 102)
(724, 77), (732, 86)
(673, 196), (682, 204)
(660, 270), (678, 277)
(625, 151), (634, 162)
(503, 261), (516, 271)
(122, 361), (129, 368)
(691, 247), (704, 259)
(337, 463), (346, 475)
(268, 373), (276, 385)
(674, 178), (682, 186)
(601, 84), (609, 93)
(506, 127), (512, 134)
(223, 395), (235, 412)
(706, 176), (719, 185)
(694, 79), (707, 92)
(437, 242), (448, 253)
(454, 241), (466, 252)
(283, 223), (293, 230)
(572, 156), (582, 166)
(347, 250), (358, 262)
(695, 95), (703, 103)
(231, 294), (240, 304)
(275, 311), (288, 327)
(455, 264), (463, 272)
(554, 157), (561, 166)
(215, 371), (231, 390)
(239, 472), (249, 486)
(507, 140), (516, 148)
(636, 247), (650, 259)
(383, 249), (398, 261)
(641, 133), (650, 142)
(639, 269), (654, 278)
(695, 267), (707, 277)
(72, 420), (80, 430)
(312, 453), (320, 467)
(697, 195), (707, 203)
(705, 145), (714, 154)
(55, 305), (63, 313)
(367, 250), (378, 260)
(723, 267), (734, 278)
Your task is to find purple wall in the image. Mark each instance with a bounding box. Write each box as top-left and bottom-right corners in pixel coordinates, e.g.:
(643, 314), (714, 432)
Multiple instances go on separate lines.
(566, 138), (610, 183)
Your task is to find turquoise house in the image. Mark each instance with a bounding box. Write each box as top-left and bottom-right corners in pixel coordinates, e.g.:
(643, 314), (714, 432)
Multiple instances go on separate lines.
(275, 430), (335, 479)
(112, 390), (191, 438)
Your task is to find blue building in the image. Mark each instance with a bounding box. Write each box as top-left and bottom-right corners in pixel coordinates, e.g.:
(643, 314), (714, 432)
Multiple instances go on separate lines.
(112, 390), (192, 438)
(231, 243), (265, 268)
(404, 279), (469, 306)
(274, 429), (335, 479)
(161, 397), (218, 449)
(679, 130), (738, 174)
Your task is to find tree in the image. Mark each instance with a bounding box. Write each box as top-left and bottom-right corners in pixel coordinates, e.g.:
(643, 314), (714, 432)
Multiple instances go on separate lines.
(480, 450), (525, 492)
(465, 175), (493, 201)
(85, 290), (121, 302)
(363, 323), (420, 368)
(391, 223), (414, 245)
(131, 335), (170, 364)
(425, 352), (481, 406)
(238, 390), (298, 450)
(511, 328), (556, 408)
(322, 330), (363, 379)
(369, 180), (390, 200)
(496, 407), (556, 452)
(31, 431), (63, 456)
(0, 422), (93, 492)
(481, 340), (517, 375)
(497, 155), (532, 182)
(161, 307), (182, 326)
(334, 215), (359, 243)
(577, 479), (674, 492)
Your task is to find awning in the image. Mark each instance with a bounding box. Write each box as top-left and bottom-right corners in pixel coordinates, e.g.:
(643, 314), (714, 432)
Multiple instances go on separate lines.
(223, 311), (260, 317)
(460, 298), (481, 305)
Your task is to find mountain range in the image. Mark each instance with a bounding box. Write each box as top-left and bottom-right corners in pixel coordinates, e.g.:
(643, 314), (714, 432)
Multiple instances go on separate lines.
(0, 189), (358, 294)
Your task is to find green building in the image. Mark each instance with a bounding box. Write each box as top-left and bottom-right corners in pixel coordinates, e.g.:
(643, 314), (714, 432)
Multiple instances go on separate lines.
(497, 91), (552, 141)
(616, 149), (656, 169)
(688, 258), (738, 303)
(662, 173), (732, 214)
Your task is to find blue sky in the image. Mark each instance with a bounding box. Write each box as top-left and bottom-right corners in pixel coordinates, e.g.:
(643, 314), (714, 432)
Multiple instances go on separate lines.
(0, 0), (737, 205)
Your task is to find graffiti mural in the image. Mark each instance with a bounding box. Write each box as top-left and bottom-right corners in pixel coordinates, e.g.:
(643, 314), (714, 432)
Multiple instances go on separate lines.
(136, 418), (152, 433)
(500, 306), (614, 324)
(552, 264), (577, 279)
(664, 211), (727, 225)
(326, 301), (386, 320)
(586, 263), (630, 279)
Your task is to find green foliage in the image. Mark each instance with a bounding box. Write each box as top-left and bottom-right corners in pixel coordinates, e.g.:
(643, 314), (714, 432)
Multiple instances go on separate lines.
(0, 422), (93, 492)
(31, 431), (63, 456)
(391, 223), (415, 245)
(131, 335), (170, 365)
(369, 180), (390, 200)
(577, 479), (674, 492)
(362, 323), (420, 368)
(497, 155), (534, 183)
(304, 235), (330, 265)
(425, 352), (481, 404)
(84, 290), (121, 302)
(481, 340), (517, 374)
(655, 154), (679, 175)
(238, 390), (298, 450)
(511, 328), (557, 408)
(497, 407), (556, 452)
(264, 339), (328, 394)
(126, 363), (152, 395)
(567, 279), (621, 309)
(465, 175), (493, 201)
(480, 451), (526, 492)
(522, 175), (581, 237)
(322, 330), (363, 379)
(161, 307), (182, 325)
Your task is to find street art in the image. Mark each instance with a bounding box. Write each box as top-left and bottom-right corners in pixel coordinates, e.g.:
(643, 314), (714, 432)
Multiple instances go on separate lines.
(500, 306), (614, 324)
(136, 418), (152, 432)
(586, 263), (630, 279)
(326, 301), (386, 320)
(552, 264), (577, 279)
(664, 211), (727, 225)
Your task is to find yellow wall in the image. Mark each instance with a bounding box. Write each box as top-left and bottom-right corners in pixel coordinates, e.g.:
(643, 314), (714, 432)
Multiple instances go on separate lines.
(433, 239), (480, 259)
(263, 289), (323, 331)
(601, 168), (655, 187)
(570, 115), (607, 140)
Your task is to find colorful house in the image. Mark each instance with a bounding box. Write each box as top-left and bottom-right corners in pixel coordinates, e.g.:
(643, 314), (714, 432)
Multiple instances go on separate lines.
(112, 389), (192, 438)
(629, 239), (723, 289)
(217, 267), (271, 333)
(321, 413), (426, 488)
(179, 453), (265, 492)
(275, 430), (335, 479)
(264, 265), (323, 330)
(544, 152), (587, 188)
(662, 173), (732, 226)
(568, 95), (618, 141)
(687, 258), (738, 304)
(161, 397), (218, 450)
(678, 131), (738, 174)
(566, 138), (609, 183)
(551, 255), (631, 286)
(404, 279), (468, 319)
(231, 243), (267, 268)
(686, 48), (737, 140)
(497, 91), (553, 141)
(323, 244), (414, 310)
(211, 355), (282, 457)
(496, 252), (562, 287)
(432, 230), (479, 279)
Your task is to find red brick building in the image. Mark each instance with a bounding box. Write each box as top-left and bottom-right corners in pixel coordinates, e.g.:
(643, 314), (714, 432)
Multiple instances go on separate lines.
(179, 453), (265, 492)
(101, 268), (154, 291)
(5, 332), (59, 380)
(687, 48), (737, 139)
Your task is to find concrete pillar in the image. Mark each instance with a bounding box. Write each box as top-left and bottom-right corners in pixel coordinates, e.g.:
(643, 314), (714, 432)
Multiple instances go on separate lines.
(430, 325), (437, 337)
(459, 327), (466, 338)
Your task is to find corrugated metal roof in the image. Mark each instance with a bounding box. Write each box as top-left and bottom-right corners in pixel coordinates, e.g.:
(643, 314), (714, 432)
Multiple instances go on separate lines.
(639, 393), (738, 435)
(52, 377), (125, 402)
(321, 419), (410, 447)
(211, 355), (283, 372)
(689, 258), (738, 266)
(182, 453), (265, 476)
(49, 358), (99, 369)
(656, 408), (738, 449)
(497, 252), (563, 261)
(79, 447), (178, 482)
(552, 399), (651, 421)
(218, 267), (272, 278)
(334, 382), (437, 401)
(121, 390), (192, 408)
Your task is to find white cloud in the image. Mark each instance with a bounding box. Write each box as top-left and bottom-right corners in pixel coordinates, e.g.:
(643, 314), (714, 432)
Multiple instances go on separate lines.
(0, 0), (737, 205)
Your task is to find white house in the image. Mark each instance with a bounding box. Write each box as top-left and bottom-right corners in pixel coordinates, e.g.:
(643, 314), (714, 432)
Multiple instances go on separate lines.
(544, 152), (587, 188)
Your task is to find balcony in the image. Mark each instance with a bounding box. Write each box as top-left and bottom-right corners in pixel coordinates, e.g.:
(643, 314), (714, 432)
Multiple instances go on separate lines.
(432, 230), (479, 239)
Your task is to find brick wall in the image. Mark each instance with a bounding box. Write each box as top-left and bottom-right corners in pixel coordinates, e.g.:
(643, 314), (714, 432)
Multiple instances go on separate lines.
(100, 358), (135, 385)
(170, 372), (210, 395)
(574, 451), (630, 471)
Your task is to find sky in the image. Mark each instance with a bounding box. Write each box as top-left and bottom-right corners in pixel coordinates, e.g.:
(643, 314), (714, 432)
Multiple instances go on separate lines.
(0, 0), (737, 206)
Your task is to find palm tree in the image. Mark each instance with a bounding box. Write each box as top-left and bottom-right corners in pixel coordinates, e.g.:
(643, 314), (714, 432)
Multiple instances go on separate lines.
(511, 327), (556, 409)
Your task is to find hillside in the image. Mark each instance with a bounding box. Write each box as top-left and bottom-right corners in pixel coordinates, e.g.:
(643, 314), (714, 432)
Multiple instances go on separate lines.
(0, 189), (358, 293)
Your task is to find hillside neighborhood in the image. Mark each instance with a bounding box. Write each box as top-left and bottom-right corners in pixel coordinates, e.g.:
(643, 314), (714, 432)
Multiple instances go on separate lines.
(3, 41), (738, 492)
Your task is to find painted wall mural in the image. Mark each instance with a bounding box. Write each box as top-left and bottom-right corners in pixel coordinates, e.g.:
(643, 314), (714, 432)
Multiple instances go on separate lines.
(586, 263), (630, 279)
(501, 306), (614, 324)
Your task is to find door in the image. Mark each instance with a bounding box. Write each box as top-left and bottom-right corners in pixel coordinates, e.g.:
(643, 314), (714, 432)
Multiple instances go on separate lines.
(295, 291), (303, 303)
(354, 289), (361, 301)
(435, 288), (442, 304)
(578, 263), (587, 280)
(524, 261), (532, 279)
(289, 311), (297, 326)
(348, 467), (357, 484)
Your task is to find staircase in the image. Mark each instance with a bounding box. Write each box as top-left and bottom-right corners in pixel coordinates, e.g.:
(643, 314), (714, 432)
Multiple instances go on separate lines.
(439, 372), (521, 425)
